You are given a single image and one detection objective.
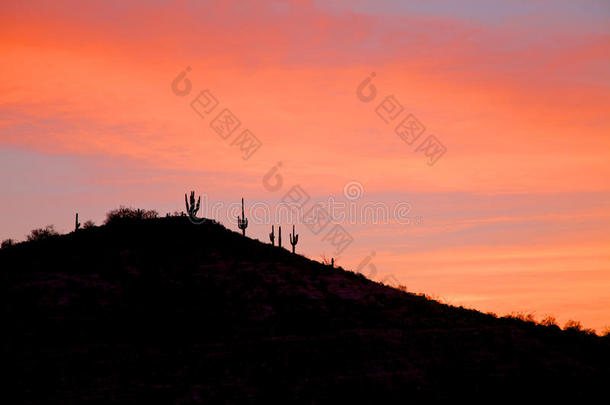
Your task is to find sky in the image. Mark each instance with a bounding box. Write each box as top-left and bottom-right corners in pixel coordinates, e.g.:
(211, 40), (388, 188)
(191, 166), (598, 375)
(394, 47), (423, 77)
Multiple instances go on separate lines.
(1, 0), (609, 331)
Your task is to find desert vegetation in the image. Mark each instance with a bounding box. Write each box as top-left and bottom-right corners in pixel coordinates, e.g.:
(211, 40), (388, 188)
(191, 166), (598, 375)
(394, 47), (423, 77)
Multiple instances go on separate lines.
(26, 225), (59, 241)
(0, 200), (606, 338)
(104, 206), (159, 225)
(2, 212), (608, 402)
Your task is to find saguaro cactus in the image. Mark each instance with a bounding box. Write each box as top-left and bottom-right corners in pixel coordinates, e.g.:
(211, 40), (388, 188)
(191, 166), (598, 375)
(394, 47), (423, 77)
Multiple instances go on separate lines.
(269, 225), (275, 246)
(185, 190), (201, 218)
(75, 213), (80, 231)
(237, 198), (248, 236)
(278, 226), (282, 248)
(289, 224), (299, 253)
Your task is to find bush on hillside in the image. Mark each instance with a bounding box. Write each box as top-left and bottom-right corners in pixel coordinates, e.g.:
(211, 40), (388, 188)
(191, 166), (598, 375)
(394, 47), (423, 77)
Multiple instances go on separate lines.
(1, 238), (16, 248)
(564, 320), (596, 336)
(83, 220), (96, 229)
(27, 225), (59, 242)
(105, 206), (159, 225)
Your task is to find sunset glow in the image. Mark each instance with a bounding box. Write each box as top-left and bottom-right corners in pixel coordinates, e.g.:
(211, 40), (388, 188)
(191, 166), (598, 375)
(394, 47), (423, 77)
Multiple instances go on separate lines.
(2, 1), (609, 330)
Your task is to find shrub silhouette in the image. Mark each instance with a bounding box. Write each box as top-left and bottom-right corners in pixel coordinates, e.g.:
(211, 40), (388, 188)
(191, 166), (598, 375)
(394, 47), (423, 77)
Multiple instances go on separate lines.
(320, 254), (333, 266)
(27, 225), (59, 242)
(540, 315), (558, 327)
(1, 238), (16, 248)
(104, 206), (158, 225)
(564, 319), (596, 335)
(83, 220), (96, 229)
(564, 320), (583, 331)
(505, 312), (536, 323)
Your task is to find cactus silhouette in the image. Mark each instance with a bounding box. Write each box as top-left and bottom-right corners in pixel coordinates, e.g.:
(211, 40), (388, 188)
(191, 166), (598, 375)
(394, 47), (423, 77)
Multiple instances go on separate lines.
(278, 226), (282, 248)
(185, 191), (201, 218)
(289, 224), (299, 253)
(269, 225), (275, 246)
(75, 213), (80, 231)
(237, 198), (248, 236)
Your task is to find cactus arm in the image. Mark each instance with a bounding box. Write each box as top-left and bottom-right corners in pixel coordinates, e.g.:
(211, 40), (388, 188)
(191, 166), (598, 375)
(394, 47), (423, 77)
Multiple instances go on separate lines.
(289, 224), (299, 253)
(186, 191), (202, 218)
(237, 198), (248, 236)
(269, 225), (275, 246)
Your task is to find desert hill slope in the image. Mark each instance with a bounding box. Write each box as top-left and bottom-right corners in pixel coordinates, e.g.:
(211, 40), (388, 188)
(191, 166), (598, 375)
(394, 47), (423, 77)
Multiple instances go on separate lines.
(2, 216), (609, 403)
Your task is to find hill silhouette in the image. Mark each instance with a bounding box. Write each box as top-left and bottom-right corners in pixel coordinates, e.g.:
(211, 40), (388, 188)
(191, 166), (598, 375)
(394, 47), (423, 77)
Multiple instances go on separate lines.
(2, 216), (609, 403)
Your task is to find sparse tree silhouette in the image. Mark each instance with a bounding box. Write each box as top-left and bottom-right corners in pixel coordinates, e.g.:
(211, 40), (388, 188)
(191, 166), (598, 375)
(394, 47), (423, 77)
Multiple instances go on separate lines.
(27, 225), (59, 241)
(104, 206), (158, 225)
(564, 319), (596, 335)
(540, 315), (558, 327)
(564, 320), (583, 331)
(83, 220), (95, 229)
(321, 254), (334, 266)
(1, 238), (15, 248)
(506, 312), (536, 323)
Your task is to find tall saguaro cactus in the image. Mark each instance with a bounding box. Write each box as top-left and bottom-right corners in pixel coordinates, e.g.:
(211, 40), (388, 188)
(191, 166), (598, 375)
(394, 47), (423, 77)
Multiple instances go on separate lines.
(269, 225), (275, 246)
(185, 191), (201, 218)
(278, 226), (282, 248)
(289, 224), (299, 253)
(237, 198), (248, 236)
(75, 213), (80, 231)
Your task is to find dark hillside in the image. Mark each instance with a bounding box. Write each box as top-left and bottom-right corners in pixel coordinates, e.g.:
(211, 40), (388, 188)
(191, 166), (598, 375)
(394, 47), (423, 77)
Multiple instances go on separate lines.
(2, 217), (609, 403)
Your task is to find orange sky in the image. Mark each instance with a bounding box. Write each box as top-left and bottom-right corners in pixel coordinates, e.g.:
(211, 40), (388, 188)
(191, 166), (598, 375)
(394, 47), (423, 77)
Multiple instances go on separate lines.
(1, 0), (609, 331)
